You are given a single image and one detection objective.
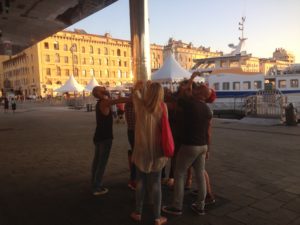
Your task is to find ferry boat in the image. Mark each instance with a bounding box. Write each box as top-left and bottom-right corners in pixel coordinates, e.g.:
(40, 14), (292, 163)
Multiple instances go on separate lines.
(191, 18), (300, 117)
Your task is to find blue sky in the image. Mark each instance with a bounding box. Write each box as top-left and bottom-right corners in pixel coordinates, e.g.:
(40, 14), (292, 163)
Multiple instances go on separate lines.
(69, 0), (300, 62)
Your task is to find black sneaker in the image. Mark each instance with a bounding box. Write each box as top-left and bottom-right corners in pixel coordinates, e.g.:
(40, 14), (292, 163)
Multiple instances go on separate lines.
(162, 206), (182, 216)
(93, 187), (109, 196)
(191, 203), (205, 216)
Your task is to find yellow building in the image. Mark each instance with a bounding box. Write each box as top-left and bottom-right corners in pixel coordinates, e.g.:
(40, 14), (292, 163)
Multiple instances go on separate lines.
(273, 48), (295, 64)
(259, 58), (291, 75)
(164, 38), (222, 69)
(2, 30), (163, 97)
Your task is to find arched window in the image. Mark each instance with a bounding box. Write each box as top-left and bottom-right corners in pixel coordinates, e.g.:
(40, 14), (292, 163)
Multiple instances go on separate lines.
(65, 69), (69, 76)
(73, 55), (78, 64)
(55, 53), (60, 63)
(82, 47), (85, 53)
(90, 56), (94, 65)
(63, 44), (68, 51)
(97, 48), (101, 54)
(104, 47), (108, 55)
(56, 81), (62, 85)
(90, 69), (94, 76)
(117, 49), (121, 56)
(124, 51), (127, 57)
(71, 44), (77, 52)
(74, 68), (79, 76)
(90, 45), (93, 54)
(56, 66), (61, 76)
(54, 41), (59, 50)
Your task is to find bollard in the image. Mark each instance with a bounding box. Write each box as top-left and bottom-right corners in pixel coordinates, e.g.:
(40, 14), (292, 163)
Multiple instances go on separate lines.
(285, 103), (297, 126)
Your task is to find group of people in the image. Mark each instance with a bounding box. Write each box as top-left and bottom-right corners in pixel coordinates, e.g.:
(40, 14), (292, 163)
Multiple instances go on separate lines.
(91, 71), (216, 225)
(2, 97), (17, 113)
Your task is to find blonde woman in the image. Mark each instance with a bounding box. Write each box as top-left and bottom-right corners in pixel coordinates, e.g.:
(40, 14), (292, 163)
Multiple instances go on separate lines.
(130, 82), (168, 225)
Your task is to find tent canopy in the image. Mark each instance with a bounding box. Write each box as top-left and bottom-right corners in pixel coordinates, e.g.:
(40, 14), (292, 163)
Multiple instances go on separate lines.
(54, 75), (84, 93)
(85, 77), (99, 92)
(151, 54), (191, 82)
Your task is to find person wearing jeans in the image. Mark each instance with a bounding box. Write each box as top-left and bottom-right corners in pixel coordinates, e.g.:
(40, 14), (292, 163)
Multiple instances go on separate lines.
(92, 139), (113, 193)
(163, 72), (212, 216)
(91, 86), (129, 196)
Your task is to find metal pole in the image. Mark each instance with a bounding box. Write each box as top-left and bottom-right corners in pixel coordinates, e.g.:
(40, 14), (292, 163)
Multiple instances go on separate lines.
(129, 0), (151, 82)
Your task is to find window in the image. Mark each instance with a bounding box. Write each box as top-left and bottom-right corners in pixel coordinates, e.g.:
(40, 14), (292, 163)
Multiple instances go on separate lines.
(71, 44), (77, 52)
(73, 55), (78, 64)
(222, 82), (230, 90)
(57, 67), (61, 76)
(97, 48), (101, 54)
(64, 56), (68, 63)
(65, 69), (69, 76)
(98, 59), (101, 65)
(290, 79), (299, 88)
(278, 80), (286, 88)
(74, 68), (79, 76)
(82, 58), (86, 64)
(117, 49), (121, 56)
(233, 82), (240, 90)
(45, 55), (50, 62)
(82, 47), (85, 53)
(124, 61), (127, 67)
(54, 42), (59, 50)
(124, 72), (127, 78)
(213, 83), (220, 90)
(89, 45), (93, 54)
(44, 42), (49, 49)
(55, 53), (60, 63)
(46, 68), (51, 76)
(111, 50), (115, 55)
(119, 60), (122, 67)
(124, 51), (127, 57)
(90, 56), (94, 65)
(104, 47), (108, 55)
(63, 44), (68, 51)
(82, 70), (86, 77)
(243, 81), (251, 90)
(90, 69), (94, 76)
(104, 58), (108, 65)
(117, 70), (121, 78)
(254, 81), (262, 89)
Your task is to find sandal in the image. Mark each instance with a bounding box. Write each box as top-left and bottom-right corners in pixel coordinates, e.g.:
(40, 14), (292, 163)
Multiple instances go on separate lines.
(155, 216), (167, 225)
(130, 212), (141, 222)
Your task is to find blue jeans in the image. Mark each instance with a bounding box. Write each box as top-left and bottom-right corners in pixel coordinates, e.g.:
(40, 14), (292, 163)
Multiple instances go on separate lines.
(135, 168), (162, 219)
(92, 139), (113, 191)
(173, 145), (207, 210)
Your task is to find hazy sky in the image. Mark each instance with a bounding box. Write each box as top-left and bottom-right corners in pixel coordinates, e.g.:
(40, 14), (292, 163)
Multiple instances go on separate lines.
(69, 0), (300, 62)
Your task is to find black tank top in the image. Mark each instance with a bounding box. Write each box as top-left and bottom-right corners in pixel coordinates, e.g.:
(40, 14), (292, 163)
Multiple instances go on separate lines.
(93, 100), (113, 143)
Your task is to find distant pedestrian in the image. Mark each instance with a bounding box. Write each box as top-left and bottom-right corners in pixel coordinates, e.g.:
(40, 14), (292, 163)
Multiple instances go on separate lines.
(11, 98), (16, 113)
(4, 97), (9, 113)
(91, 86), (129, 196)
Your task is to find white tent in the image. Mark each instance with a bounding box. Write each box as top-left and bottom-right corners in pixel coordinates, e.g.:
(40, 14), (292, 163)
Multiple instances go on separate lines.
(54, 75), (84, 93)
(85, 77), (99, 92)
(151, 54), (191, 82)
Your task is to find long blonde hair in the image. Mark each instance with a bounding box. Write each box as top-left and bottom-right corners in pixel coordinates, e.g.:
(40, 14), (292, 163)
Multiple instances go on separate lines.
(144, 82), (164, 113)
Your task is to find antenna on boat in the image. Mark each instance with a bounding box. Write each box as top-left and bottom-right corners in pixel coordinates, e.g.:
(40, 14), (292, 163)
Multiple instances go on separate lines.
(238, 17), (246, 40)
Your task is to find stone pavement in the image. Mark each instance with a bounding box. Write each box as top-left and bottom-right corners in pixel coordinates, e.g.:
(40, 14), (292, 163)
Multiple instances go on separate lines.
(0, 105), (299, 225)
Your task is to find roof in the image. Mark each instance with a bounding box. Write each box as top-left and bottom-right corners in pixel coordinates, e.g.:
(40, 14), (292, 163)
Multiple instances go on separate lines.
(151, 54), (191, 82)
(54, 75), (84, 93)
(85, 77), (99, 92)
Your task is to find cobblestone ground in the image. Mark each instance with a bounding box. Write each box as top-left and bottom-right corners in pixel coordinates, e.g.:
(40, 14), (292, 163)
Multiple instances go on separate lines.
(0, 104), (299, 225)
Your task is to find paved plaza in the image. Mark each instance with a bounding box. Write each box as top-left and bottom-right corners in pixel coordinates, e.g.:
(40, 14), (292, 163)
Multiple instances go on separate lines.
(0, 103), (300, 225)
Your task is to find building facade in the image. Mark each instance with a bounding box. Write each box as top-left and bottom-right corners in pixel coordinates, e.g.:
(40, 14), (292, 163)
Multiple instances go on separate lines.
(273, 48), (295, 64)
(1, 30), (163, 97)
(164, 38), (223, 69)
